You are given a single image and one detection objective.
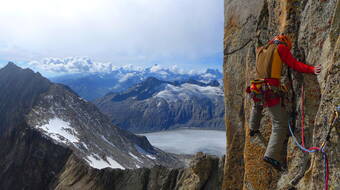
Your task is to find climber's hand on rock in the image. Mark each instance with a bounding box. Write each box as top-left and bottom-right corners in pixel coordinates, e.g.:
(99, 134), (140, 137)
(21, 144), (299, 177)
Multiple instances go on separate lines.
(314, 64), (322, 75)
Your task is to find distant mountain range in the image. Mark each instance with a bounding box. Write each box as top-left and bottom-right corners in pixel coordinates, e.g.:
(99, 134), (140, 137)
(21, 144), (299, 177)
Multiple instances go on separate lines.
(52, 65), (223, 101)
(94, 77), (225, 133)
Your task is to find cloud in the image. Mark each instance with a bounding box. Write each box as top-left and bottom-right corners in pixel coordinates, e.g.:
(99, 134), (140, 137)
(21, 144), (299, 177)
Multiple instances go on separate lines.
(0, 0), (223, 70)
(29, 57), (191, 74)
(28, 56), (219, 76)
(29, 57), (116, 73)
(118, 73), (136, 83)
(150, 64), (162, 72)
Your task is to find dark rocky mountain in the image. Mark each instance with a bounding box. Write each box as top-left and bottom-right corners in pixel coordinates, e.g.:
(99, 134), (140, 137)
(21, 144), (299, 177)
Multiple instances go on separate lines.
(0, 63), (201, 189)
(95, 77), (225, 133)
(0, 62), (51, 133)
(52, 66), (223, 101)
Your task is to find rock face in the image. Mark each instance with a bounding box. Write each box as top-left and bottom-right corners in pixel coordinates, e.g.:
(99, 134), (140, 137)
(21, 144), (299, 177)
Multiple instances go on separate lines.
(95, 77), (225, 133)
(222, 0), (339, 190)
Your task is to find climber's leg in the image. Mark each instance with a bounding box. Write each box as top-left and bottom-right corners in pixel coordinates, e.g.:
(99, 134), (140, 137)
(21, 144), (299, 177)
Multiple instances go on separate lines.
(249, 103), (263, 132)
(265, 103), (288, 162)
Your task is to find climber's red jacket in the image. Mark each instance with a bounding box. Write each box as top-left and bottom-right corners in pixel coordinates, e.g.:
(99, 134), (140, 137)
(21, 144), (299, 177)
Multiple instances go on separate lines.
(277, 44), (315, 74)
(264, 44), (315, 107)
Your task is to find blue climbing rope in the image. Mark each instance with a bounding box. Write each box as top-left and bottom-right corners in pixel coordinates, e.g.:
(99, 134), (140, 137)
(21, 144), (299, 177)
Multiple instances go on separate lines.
(288, 120), (329, 190)
(288, 121), (318, 153)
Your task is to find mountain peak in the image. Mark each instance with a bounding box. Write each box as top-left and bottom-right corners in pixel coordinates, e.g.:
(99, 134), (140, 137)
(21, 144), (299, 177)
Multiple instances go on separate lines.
(143, 76), (163, 84)
(0, 63), (51, 133)
(138, 77), (166, 88)
(2, 61), (21, 70)
(0, 62), (48, 83)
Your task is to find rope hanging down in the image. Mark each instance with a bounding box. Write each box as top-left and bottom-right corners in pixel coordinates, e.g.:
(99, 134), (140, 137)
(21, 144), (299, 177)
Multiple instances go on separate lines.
(288, 86), (340, 190)
(288, 121), (329, 190)
(224, 39), (253, 55)
(301, 85), (305, 147)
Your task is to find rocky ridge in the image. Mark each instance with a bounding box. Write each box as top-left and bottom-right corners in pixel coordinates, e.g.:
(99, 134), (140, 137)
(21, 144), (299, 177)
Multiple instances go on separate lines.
(54, 152), (224, 190)
(222, 0), (339, 190)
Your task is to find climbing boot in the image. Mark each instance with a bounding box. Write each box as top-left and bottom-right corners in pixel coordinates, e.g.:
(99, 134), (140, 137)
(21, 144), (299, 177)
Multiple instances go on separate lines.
(263, 156), (286, 172)
(249, 129), (260, 137)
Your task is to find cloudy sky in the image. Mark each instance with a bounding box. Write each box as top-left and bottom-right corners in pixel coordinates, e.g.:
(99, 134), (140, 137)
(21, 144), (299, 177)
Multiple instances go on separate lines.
(0, 0), (224, 74)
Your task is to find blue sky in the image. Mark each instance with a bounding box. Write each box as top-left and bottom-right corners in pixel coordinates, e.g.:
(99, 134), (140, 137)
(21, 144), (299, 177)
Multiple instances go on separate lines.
(0, 0), (224, 75)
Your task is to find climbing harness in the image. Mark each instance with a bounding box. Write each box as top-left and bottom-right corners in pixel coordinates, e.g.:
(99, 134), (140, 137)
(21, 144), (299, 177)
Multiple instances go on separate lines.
(246, 78), (286, 107)
(288, 86), (339, 190)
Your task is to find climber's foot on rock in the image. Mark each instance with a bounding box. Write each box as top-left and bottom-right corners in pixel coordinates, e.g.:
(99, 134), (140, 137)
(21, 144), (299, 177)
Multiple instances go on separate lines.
(263, 156), (286, 172)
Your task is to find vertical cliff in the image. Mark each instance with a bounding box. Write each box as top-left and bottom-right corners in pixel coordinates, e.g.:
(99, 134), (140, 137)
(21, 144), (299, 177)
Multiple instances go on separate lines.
(223, 0), (339, 190)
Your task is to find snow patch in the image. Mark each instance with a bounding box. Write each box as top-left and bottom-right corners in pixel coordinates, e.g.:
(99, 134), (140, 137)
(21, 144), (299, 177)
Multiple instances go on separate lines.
(134, 145), (156, 160)
(146, 154), (156, 160)
(78, 97), (88, 102)
(82, 143), (89, 150)
(101, 135), (116, 147)
(36, 118), (79, 145)
(86, 154), (125, 170)
(129, 152), (143, 163)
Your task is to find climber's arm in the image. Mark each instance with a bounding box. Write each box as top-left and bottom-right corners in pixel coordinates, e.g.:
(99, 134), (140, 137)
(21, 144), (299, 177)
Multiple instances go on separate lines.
(277, 44), (315, 74)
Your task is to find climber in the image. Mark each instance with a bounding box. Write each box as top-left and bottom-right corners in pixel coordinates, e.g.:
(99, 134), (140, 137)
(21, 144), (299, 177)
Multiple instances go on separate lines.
(247, 34), (322, 171)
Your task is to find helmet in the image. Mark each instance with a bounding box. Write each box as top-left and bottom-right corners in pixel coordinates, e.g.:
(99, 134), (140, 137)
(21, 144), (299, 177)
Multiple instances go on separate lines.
(273, 34), (292, 50)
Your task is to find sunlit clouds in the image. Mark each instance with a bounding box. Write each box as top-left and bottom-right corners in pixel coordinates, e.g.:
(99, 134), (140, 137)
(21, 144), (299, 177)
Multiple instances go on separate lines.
(0, 0), (223, 72)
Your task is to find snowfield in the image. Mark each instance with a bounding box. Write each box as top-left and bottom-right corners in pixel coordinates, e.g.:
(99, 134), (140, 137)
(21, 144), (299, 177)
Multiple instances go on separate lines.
(35, 118), (126, 170)
(36, 118), (79, 145)
(86, 154), (125, 170)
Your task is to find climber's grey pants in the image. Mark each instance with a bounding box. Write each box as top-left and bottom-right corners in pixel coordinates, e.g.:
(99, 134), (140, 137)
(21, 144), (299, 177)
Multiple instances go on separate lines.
(249, 103), (288, 161)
